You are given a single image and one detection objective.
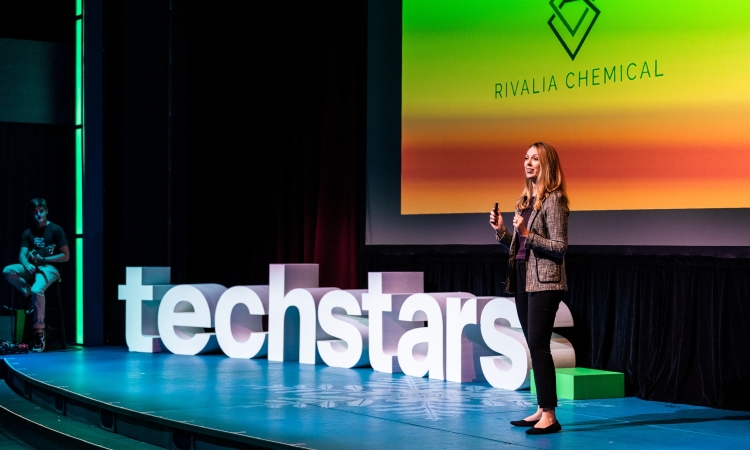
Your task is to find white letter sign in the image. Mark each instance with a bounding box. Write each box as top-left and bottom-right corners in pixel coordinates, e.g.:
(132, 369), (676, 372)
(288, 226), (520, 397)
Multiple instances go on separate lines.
(120, 265), (578, 393)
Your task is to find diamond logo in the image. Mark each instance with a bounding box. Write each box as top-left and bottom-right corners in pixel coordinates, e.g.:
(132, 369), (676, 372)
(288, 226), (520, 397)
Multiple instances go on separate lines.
(547, 0), (600, 61)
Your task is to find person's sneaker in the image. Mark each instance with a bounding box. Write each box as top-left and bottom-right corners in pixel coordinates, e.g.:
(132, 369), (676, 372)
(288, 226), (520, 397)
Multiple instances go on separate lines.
(32, 332), (45, 353)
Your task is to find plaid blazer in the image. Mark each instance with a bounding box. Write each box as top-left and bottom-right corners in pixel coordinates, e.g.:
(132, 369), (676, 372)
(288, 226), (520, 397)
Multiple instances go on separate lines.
(496, 190), (569, 293)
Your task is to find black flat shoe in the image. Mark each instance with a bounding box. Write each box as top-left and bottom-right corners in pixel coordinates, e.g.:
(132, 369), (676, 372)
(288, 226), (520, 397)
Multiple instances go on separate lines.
(510, 419), (540, 427)
(525, 420), (562, 435)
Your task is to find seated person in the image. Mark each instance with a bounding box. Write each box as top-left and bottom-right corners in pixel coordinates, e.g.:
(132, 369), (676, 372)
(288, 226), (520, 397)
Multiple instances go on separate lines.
(3, 198), (69, 352)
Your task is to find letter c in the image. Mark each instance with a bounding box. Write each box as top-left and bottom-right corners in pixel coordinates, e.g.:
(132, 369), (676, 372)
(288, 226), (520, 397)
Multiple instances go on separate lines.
(626, 62), (637, 80)
(565, 72), (575, 89)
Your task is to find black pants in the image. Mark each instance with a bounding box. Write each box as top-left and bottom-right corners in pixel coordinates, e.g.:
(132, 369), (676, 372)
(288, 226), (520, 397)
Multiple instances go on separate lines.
(515, 260), (563, 408)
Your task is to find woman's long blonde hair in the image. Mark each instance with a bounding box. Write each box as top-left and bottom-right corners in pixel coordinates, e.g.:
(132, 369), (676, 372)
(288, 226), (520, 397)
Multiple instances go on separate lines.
(516, 142), (570, 211)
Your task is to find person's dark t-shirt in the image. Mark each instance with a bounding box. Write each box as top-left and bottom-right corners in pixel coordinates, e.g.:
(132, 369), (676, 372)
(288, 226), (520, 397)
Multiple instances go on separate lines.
(21, 222), (68, 266)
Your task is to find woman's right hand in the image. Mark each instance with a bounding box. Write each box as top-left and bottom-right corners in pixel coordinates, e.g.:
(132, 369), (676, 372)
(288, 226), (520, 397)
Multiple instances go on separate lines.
(489, 208), (505, 232)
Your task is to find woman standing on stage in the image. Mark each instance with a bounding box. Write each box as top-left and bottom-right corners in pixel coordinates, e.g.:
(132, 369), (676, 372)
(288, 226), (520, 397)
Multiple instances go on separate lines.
(489, 142), (569, 435)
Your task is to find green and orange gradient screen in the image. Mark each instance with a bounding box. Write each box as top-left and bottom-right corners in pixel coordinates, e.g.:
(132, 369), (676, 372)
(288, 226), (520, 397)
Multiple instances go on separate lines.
(401, 0), (750, 214)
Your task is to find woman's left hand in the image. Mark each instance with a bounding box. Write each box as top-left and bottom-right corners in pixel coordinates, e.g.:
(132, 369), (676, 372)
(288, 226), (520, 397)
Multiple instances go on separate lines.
(513, 213), (529, 236)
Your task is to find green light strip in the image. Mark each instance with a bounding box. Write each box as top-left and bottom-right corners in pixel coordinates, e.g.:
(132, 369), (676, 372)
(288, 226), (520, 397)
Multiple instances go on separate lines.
(75, 128), (83, 234)
(76, 238), (84, 344)
(76, 11), (84, 345)
(75, 20), (82, 126)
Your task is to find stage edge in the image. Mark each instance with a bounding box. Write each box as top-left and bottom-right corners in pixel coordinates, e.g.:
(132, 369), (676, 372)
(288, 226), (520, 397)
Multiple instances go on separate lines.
(0, 359), (306, 450)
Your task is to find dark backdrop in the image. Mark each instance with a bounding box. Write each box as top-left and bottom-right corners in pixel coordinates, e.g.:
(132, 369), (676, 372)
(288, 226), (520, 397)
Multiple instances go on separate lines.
(102, 1), (366, 343)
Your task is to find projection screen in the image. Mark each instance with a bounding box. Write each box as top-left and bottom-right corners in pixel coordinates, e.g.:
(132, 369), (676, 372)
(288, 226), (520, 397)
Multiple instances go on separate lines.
(366, 0), (750, 246)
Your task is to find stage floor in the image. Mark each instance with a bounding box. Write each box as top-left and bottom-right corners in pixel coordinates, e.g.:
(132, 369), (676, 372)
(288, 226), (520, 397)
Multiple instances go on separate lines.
(3, 347), (748, 449)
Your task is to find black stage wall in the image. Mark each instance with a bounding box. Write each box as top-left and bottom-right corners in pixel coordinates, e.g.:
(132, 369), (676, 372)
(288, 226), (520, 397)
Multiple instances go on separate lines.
(102, 0), (178, 344)
(98, 1), (748, 412)
(102, 1), (366, 342)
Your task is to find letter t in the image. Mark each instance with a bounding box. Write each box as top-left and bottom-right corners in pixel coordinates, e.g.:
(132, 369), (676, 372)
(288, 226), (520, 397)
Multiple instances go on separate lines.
(118, 267), (173, 353)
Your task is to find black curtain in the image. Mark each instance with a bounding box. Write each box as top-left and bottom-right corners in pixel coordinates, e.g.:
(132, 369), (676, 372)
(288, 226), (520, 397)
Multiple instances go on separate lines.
(185, 1), (366, 290)
(102, 1), (366, 344)
(102, 0), (172, 345)
(361, 245), (750, 411)
(565, 253), (750, 410)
